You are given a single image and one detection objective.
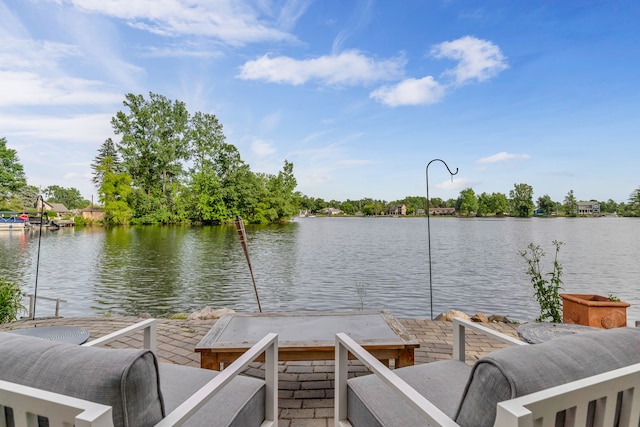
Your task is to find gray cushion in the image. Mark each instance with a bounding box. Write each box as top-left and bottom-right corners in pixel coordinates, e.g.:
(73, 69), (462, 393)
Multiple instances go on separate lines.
(159, 364), (266, 427)
(455, 327), (640, 427)
(347, 360), (472, 426)
(0, 332), (164, 427)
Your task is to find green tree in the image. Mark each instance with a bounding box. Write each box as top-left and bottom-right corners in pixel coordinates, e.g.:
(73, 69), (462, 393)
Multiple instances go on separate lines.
(477, 192), (492, 217)
(599, 199), (618, 214)
(91, 138), (120, 188)
(509, 183), (534, 217)
(445, 198), (457, 208)
(456, 188), (478, 216)
(536, 194), (556, 215)
(16, 185), (40, 211)
(628, 186), (640, 216)
(362, 203), (375, 216)
(189, 111), (226, 171)
(429, 197), (445, 208)
(563, 190), (577, 216)
(43, 185), (89, 210)
(491, 192), (509, 215)
(340, 201), (356, 215)
(99, 163), (133, 225)
(0, 137), (27, 207)
(244, 161), (298, 224)
(111, 92), (190, 217)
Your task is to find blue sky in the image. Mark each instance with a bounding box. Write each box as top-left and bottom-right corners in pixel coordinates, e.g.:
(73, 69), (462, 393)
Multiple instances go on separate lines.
(1, 1), (638, 204)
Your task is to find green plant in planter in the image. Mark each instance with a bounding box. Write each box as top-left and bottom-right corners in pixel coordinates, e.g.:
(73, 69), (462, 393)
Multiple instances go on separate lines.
(0, 278), (26, 323)
(520, 240), (564, 323)
(608, 294), (621, 302)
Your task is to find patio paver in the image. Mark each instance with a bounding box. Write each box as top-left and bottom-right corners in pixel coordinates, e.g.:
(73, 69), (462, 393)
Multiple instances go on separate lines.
(0, 315), (520, 423)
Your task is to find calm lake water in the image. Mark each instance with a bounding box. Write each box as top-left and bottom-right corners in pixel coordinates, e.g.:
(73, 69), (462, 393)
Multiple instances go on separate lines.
(0, 217), (638, 323)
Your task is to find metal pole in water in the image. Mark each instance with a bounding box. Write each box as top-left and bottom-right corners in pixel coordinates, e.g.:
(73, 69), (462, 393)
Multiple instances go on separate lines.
(235, 216), (262, 313)
(426, 160), (458, 320)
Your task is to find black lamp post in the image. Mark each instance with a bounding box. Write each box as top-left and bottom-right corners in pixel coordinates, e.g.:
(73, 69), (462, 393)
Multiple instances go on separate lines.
(32, 195), (45, 319)
(426, 160), (458, 320)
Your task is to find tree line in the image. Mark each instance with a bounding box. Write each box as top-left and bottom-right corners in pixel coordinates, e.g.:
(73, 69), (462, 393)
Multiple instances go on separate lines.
(2, 92), (640, 222)
(0, 93), (299, 225)
(299, 183), (640, 218)
(90, 92), (298, 225)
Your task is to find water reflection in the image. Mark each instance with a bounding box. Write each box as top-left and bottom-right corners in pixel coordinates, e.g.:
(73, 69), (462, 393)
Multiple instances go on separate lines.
(1, 217), (638, 322)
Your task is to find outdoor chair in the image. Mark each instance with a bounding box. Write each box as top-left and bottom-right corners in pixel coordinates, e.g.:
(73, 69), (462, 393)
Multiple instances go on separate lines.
(0, 319), (278, 427)
(335, 317), (640, 426)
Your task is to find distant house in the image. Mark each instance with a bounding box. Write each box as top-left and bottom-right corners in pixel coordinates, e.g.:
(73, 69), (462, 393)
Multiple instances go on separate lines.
(82, 207), (106, 221)
(429, 207), (456, 216)
(321, 207), (343, 215)
(577, 201), (600, 215)
(36, 200), (71, 217)
(387, 204), (406, 216)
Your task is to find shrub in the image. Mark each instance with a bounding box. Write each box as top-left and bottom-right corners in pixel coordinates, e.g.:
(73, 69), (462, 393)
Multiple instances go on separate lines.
(0, 278), (26, 323)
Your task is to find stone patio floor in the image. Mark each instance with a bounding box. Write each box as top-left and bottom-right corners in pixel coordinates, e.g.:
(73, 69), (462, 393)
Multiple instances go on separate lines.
(0, 316), (520, 427)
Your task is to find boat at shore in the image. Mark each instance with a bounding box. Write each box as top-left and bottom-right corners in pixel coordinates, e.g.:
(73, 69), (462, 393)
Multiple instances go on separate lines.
(0, 212), (32, 231)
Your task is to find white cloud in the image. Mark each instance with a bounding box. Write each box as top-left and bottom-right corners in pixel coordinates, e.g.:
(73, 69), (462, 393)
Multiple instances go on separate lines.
(251, 139), (277, 157)
(66, 0), (298, 46)
(0, 37), (79, 69)
(369, 76), (446, 106)
(0, 113), (114, 145)
(0, 71), (122, 106)
(431, 35), (508, 85)
(238, 50), (405, 86)
(0, 35), (127, 106)
(477, 152), (530, 164)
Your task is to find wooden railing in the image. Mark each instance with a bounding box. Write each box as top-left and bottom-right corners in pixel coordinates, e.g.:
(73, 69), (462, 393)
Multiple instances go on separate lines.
(23, 294), (67, 319)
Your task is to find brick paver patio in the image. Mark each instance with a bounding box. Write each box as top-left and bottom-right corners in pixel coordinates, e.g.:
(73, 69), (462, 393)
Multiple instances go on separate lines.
(0, 316), (520, 426)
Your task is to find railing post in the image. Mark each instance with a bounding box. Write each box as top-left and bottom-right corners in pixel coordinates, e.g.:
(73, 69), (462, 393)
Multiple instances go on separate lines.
(28, 295), (34, 319)
(452, 318), (466, 362)
(54, 299), (60, 317)
(335, 334), (349, 425)
(264, 335), (278, 425)
(144, 321), (157, 354)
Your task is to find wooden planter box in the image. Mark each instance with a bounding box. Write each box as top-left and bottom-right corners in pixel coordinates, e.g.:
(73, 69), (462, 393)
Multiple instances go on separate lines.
(560, 293), (630, 329)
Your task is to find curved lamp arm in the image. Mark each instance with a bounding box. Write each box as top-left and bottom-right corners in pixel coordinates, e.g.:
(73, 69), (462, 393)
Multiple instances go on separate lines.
(426, 160), (458, 320)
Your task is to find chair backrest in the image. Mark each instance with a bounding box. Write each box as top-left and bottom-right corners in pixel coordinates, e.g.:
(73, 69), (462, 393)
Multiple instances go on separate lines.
(454, 328), (640, 427)
(0, 333), (165, 427)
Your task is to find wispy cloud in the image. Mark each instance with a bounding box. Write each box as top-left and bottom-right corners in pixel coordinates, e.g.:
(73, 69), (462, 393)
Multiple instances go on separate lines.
(276, 0), (314, 32)
(251, 139), (277, 157)
(435, 177), (474, 192)
(65, 0), (298, 46)
(0, 113), (114, 145)
(0, 71), (122, 106)
(331, 0), (374, 53)
(431, 35), (508, 86)
(477, 152), (530, 164)
(238, 50), (405, 85)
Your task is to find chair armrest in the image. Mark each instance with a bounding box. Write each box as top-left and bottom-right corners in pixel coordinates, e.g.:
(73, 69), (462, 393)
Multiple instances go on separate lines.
(452, 317), (527, 363)
(82, 319), (157, 353)
(335, 332), (459, 427)
(0, 380), (114, 427)
(155, 332), (278, 427)
(494, 362), (640, 426)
